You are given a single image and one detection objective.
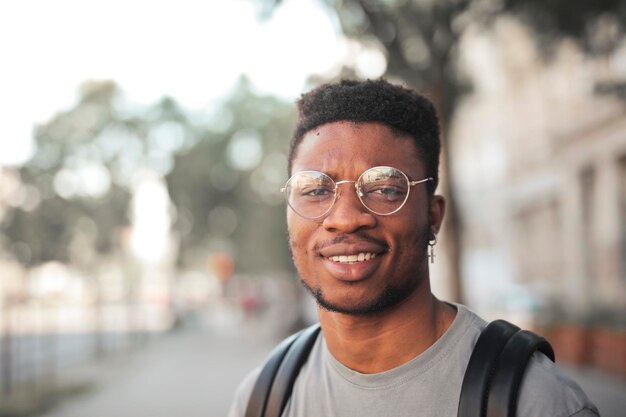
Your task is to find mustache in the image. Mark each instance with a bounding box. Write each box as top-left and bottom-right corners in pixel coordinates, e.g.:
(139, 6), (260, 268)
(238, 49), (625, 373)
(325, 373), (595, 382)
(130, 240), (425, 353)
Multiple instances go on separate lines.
(313, 233), (389, 252)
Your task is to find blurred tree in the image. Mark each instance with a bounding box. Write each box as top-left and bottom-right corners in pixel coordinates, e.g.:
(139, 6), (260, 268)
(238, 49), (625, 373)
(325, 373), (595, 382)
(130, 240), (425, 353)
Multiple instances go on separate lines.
(505, 0), (626, 55)
(1, 77), (297, 278)
(166, 76), (296, 274)
(2, 80), (196, 267)
(3, 81), (137, 266)
(504, 0), (626, 98)
(258, 0), (626, 302)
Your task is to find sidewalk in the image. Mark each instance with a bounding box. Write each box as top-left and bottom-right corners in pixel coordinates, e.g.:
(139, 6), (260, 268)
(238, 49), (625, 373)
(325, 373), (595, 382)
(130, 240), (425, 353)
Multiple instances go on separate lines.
(37, 309), (278, 417)
(35, 311), (626, 417)
(562, 366), (626, 417)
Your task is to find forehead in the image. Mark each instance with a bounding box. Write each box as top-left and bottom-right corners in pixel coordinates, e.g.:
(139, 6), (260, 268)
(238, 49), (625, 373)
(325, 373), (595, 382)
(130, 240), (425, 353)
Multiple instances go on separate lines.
(292, 121), (425, 177)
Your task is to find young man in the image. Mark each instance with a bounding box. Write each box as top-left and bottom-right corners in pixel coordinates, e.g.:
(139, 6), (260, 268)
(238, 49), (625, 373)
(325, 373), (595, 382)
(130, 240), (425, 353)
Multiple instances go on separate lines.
(228, 79), (598, 416)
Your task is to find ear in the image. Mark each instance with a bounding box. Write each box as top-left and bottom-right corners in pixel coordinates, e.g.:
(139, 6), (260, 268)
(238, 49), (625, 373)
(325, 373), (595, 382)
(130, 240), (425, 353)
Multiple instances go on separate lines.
(428, 195), (446, 237)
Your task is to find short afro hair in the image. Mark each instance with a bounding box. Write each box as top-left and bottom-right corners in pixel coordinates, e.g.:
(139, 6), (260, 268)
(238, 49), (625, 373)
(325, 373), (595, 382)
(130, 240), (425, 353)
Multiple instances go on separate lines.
(289, 78), (441, 193)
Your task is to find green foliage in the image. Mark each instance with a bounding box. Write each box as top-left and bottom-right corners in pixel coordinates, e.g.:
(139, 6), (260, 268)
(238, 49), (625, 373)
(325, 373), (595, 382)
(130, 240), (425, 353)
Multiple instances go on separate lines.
(2, 77), (297, 275)
(504, 0), (626, 55)
(264, 0), (626, 111)
(3, 81), (140, 266)
(166, 77), (296, 273)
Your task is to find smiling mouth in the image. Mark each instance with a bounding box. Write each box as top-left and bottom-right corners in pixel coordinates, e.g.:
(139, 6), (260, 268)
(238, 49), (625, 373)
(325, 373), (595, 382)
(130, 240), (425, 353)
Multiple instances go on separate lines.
(328, 252), (377, 264)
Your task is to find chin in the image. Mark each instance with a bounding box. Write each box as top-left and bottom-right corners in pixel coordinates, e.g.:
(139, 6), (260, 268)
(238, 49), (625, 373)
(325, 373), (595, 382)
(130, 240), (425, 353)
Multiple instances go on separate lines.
(300, 278), (417, 316)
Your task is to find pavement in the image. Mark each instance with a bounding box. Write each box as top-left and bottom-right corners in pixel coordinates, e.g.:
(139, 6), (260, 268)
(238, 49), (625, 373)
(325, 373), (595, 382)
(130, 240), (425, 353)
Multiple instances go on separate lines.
(35, 308), (626, 417)
(37, 307), (279, 417)
(561, 366), (626, 417)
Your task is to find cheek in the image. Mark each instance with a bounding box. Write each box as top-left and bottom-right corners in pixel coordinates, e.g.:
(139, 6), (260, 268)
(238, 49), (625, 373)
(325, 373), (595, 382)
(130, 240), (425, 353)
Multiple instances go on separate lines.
(287, 217), (313, 258)
(289, 235), (308, 264)
(288, 229), (314, 281)
(391, 218), (429, 255)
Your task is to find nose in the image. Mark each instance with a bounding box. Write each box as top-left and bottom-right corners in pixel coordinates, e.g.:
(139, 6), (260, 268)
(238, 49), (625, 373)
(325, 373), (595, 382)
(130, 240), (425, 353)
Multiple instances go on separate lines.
(322, 182), (376, 233)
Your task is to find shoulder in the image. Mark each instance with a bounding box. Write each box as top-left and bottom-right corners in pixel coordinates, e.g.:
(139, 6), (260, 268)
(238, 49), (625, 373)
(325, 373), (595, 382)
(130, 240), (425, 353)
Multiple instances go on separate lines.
(227, 325), (324, 417)
(517, 344), (599, 416)
(227, 366), (262, 417)
(445, 302), (487, 349)
(454, 304), (599, 417)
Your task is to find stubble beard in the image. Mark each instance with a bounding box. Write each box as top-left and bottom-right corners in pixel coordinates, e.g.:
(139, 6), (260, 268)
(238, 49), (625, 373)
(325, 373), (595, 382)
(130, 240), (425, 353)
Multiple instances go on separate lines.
(291, 227), (431, 316)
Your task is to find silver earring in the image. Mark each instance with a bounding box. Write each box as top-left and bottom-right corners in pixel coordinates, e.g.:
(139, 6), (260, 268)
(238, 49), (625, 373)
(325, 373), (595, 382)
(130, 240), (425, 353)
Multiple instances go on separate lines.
(428, 235), (437, 264)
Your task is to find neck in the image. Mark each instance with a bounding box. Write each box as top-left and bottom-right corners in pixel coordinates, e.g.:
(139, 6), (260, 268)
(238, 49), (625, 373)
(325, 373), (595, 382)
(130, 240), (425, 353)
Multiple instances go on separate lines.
(318, 289), (455, 374)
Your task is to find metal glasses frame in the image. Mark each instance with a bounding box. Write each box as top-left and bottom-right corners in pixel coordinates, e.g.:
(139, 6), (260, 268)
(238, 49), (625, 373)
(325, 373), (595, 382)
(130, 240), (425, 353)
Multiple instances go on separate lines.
(280, 165), (433, 219)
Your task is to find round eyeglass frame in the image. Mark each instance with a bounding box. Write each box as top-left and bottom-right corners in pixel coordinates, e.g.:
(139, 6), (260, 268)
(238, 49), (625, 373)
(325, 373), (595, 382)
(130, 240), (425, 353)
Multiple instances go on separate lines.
(280, 166), (433, 220)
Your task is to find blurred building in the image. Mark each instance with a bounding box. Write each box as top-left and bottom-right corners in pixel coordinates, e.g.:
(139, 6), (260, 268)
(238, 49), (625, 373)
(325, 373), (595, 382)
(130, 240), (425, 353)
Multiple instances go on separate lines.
(453, 19), (626, 322)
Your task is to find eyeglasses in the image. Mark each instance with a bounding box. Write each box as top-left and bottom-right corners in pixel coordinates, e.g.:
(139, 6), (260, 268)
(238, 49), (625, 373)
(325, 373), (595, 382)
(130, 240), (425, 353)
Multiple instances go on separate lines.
(281, 166), (433, 219)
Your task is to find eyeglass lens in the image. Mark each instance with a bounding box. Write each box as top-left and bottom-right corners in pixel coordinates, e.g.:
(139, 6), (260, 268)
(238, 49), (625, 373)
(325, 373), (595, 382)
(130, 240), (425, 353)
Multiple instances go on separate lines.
(284, 167), (412, 219)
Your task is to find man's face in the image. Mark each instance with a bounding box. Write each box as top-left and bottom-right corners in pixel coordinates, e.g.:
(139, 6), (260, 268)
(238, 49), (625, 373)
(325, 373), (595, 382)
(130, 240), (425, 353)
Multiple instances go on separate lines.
(287, 121), (444, 315)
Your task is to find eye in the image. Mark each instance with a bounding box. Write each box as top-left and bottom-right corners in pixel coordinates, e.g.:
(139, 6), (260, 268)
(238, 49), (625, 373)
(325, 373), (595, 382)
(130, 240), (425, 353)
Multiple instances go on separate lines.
(370, 187), (403, 196)
(363, 184), (407, 202)
(301, 186), (333, 198)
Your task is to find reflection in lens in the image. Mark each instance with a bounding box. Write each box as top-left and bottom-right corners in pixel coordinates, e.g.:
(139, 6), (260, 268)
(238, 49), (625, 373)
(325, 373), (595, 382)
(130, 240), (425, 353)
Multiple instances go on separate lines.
(359, 167), (409, 214)
(287, 171), (335, 219)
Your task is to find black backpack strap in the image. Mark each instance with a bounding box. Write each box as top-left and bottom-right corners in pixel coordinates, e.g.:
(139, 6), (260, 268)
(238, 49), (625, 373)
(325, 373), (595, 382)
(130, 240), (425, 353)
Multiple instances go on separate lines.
(458, 320), (520, 417)
(244, 323), (321, 417)
(486, 330), (555, 417)
(244, 330), (300, 417)
(264, 324), (321, 417)
(458, 320), (555, 417)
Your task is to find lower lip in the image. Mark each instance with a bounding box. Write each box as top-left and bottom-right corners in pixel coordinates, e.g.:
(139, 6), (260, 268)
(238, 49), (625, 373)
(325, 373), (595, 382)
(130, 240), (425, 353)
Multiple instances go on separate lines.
(321, 256), (382, 282)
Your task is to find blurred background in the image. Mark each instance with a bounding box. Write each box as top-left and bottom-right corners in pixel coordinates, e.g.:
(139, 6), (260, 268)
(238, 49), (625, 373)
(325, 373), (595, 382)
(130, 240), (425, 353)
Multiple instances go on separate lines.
(0, 0), (625, 416)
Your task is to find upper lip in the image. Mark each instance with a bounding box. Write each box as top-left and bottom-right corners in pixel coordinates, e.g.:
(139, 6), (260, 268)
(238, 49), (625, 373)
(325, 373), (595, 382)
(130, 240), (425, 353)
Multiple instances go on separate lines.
(318, 242), (388, 258)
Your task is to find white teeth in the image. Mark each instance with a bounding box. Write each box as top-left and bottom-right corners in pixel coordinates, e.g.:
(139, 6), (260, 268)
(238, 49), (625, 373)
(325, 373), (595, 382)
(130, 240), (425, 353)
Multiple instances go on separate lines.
(330, 253), (376, 264)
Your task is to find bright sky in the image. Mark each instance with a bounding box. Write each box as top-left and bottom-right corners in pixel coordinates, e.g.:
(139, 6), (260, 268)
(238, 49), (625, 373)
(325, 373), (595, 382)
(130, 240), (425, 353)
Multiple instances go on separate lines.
(0, 0), (375, 167)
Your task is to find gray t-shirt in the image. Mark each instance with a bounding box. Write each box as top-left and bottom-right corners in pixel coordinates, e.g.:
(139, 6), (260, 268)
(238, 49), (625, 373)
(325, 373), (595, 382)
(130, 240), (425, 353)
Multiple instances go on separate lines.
(228, 304), (599, 417)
